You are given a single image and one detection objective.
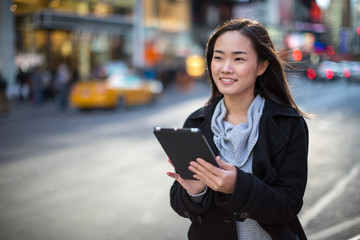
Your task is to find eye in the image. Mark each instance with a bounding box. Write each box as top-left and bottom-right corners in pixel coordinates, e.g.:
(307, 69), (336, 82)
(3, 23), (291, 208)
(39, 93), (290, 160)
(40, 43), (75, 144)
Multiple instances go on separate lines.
(235, 57), (244, 61)
(213, 56), (222, 61)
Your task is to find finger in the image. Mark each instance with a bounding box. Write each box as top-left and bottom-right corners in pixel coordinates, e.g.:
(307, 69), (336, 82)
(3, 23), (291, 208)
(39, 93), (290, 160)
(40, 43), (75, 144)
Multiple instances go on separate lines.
(167, 171), (185, 184)
(167, 171), (177, 179)
(190, 158), (224, 186)
(193, 157), (236, 192)
(189, 160), (211, 177)
(193, 171), (218, 191)
(189, 162), (219, 189)
(195, 158), (224, 177)
(215, 156), (233, 170)
(215, 156), (223, 168)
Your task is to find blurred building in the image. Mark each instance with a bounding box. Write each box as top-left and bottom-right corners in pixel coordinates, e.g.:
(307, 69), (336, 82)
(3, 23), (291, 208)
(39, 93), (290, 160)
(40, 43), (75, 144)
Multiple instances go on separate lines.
(191, 0), (322, 60)
(0, 0), (196, 96)
(142, 0), (195, 67)
(190, 0), (360, 61)
(12, 0), (135, 81)
(320, 0), (360, 60)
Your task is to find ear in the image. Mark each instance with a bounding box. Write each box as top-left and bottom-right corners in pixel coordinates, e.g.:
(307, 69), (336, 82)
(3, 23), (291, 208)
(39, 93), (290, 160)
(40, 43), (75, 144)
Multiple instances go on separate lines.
(257, 60), (269, 76)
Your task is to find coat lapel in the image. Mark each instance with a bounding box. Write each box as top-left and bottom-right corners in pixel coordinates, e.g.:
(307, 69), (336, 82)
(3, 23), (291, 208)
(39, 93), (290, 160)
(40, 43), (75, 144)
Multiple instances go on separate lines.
(253, 99), (300, 182)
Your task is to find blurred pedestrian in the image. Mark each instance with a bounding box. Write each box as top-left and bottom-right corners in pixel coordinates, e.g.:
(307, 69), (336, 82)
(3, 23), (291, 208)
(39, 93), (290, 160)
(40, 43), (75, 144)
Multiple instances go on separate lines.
(32, 66), (44, 104)
(167, 18), (309, 240)
(0, 72), (10, 113)
(41, 67), (53, 102)
(16, 68), (29, 101)
(54, 63), (71, 111)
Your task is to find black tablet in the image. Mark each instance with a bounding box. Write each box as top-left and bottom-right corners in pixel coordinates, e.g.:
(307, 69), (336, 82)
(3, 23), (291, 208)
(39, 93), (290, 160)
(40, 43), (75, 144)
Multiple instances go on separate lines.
(153, 127), (218, 180)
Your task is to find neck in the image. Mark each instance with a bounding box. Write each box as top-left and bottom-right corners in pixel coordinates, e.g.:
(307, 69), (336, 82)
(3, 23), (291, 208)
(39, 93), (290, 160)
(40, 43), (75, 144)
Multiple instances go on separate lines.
(223, 94), (255, 125)
(224, 94), (255, 114)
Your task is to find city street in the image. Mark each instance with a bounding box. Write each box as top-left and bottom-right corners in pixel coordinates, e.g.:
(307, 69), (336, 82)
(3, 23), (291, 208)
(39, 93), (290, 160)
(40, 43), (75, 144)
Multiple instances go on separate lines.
(0, 76), (359, 240)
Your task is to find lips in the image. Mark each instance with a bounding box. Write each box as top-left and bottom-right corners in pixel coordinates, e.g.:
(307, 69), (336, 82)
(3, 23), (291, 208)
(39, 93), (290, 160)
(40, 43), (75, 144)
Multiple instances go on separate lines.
(219, 77), (237, 85)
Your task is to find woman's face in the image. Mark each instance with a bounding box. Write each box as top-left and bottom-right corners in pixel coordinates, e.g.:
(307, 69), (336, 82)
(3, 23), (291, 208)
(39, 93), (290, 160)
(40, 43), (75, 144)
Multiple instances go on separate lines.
(211, 30), (266, 100)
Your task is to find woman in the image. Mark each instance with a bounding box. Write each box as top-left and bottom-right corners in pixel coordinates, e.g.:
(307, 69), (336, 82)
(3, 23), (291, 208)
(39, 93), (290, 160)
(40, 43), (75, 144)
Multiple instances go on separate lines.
(167, 18), (309, 240)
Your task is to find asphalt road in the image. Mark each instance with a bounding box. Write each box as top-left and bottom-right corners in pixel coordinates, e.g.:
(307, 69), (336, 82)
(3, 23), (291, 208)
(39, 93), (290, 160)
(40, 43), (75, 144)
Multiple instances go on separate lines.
(0, 77), (359, 240)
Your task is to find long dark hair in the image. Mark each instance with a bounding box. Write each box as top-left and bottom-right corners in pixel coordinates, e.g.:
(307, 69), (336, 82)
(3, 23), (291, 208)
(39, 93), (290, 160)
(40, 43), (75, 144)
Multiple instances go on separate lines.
(205, 18), (307, 117)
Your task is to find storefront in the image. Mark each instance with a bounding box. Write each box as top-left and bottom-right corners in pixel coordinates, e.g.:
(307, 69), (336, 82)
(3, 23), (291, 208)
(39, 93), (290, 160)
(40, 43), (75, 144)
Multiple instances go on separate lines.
(13, 0), (133, 81)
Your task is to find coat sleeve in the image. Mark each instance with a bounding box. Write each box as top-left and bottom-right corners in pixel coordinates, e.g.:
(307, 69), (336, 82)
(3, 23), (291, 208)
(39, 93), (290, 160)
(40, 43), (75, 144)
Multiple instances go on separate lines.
(170, 180), (213, 219)
(215, 117), (309, 225)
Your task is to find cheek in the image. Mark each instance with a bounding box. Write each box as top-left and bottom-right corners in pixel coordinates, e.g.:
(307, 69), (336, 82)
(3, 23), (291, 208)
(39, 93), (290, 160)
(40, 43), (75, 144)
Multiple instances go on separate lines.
(210, 62), (216, 72)
(238, 65), (257, 76)
(210, 62), (217, 77)
(211, 61), (223, 74)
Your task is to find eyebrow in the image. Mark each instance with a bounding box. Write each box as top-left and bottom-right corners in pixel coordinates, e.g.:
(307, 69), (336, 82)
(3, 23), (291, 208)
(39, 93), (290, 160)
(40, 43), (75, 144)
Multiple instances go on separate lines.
(214, 50), (248, 55)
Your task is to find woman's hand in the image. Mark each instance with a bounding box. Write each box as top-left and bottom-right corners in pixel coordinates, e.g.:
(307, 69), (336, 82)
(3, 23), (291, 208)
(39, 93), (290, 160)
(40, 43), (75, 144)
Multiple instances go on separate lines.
(189, 156), (237, 194)
(167, 159), (207, 195)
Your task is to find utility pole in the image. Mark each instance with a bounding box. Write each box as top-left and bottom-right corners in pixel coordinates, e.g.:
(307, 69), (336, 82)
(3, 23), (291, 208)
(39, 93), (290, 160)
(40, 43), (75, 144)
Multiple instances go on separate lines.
(0, 0), (16, 97)
(132, 0), (145, 69)
(342, 0), (350, 28)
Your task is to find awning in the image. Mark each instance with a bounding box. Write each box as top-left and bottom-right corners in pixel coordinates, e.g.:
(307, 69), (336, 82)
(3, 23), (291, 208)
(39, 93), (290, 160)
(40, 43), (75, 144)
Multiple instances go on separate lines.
(19, 10), (133, 35)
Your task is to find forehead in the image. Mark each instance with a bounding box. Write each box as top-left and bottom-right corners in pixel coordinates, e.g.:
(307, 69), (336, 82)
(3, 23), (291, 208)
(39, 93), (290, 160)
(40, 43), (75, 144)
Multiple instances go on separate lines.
(214, 30), (254, 52)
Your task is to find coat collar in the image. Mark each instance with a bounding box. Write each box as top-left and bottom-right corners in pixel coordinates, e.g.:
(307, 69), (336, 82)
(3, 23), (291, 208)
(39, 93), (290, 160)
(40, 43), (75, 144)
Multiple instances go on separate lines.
(186, 97), (302, 181)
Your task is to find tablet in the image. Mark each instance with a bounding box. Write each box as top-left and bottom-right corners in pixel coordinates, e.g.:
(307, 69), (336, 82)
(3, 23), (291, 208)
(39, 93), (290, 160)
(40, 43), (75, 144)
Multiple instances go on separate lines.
(153, 127), (218, 179)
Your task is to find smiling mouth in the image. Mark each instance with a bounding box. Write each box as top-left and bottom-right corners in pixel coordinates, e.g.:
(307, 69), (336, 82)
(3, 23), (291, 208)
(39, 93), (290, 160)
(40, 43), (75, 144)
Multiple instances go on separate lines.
(220, 78), (237, 83)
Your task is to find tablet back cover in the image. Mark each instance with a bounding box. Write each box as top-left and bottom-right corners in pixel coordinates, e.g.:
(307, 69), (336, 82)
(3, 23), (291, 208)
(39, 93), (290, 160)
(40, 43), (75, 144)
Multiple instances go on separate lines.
(153, 128), (216, 179)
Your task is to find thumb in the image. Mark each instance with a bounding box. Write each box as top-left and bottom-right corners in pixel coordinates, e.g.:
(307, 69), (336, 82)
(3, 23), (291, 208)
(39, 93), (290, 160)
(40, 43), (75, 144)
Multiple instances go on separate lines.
(215, 156), (233, 170)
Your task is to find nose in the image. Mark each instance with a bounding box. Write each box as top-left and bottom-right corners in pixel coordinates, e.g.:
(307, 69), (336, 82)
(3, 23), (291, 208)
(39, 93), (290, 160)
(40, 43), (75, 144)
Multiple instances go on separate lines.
(221, 60), (234, 74)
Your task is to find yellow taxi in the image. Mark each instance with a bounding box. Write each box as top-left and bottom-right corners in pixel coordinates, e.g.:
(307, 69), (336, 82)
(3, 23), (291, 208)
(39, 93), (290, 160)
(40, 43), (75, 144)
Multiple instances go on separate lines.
(69, 62), (163, 110)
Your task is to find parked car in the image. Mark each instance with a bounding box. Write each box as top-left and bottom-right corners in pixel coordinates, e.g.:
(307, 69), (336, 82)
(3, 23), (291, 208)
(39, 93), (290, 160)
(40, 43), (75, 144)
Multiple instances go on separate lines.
(306, 61), (342, 81)
(338, 60), (360, 83)
(69, 62), (163, 110)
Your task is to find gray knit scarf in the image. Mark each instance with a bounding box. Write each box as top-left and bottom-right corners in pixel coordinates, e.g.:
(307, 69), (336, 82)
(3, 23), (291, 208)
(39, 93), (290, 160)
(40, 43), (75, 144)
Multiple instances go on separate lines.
(211, 95), (271, 240)
(211, 95), (265, 170)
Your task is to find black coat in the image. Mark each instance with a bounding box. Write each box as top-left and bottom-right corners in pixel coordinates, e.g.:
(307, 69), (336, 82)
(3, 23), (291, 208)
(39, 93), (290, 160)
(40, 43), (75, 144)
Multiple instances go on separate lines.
(170, 98), (309, 240)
